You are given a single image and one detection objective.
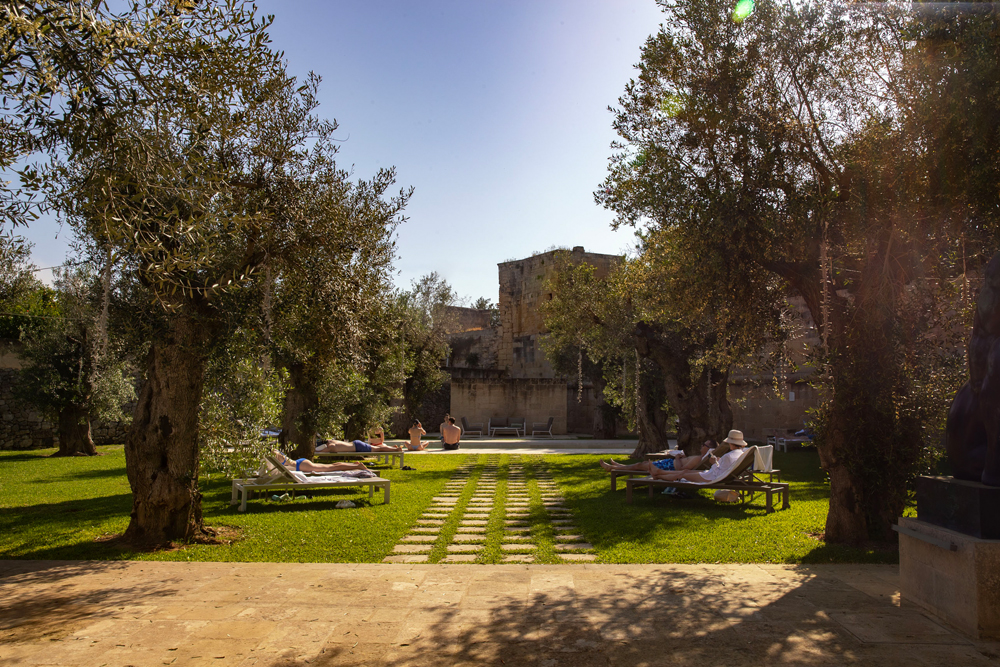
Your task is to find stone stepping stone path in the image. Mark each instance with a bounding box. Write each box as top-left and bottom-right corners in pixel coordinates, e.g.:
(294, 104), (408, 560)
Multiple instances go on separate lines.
(531, 464), (596, 563)
(384, 456), (596, 564)
(384, 459), (479, 563)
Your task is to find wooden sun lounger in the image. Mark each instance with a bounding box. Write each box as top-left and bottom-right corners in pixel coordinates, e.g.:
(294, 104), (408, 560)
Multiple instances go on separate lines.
(624, 447), (791, 513)
(314, 449), (404, 469)
(231, 456), (390, 511)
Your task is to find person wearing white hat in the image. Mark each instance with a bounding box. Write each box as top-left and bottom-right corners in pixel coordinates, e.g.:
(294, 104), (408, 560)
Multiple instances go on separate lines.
(645, 429), (748, 483)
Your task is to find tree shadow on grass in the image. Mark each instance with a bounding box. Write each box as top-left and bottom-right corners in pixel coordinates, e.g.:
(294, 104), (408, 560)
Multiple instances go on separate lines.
(0, 452), (55, 463)
(0, 493), (136, 561)
(32, 467), (132, 483)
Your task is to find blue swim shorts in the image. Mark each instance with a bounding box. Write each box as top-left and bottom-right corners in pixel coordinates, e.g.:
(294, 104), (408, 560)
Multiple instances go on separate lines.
(353, 440), (372, 453)
(652, 458), (676, 471)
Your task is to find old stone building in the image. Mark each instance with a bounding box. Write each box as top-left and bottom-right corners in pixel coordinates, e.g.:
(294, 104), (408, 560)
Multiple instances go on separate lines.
(443, 248), (823, 441)
(447, 246), (622, 435)
(728, 296), (824, 442)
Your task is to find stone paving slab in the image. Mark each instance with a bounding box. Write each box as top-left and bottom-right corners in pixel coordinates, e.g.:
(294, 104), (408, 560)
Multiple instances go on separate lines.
(2, 561), (996, 666)
(392, 545), (432, 554)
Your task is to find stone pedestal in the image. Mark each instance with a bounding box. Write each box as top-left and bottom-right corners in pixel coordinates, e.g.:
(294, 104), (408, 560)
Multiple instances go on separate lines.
(897, 516), (1000, 640)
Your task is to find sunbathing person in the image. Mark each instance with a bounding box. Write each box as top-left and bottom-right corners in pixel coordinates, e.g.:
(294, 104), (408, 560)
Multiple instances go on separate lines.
(645, 430), (749, 483)
(315, 430), (402, 454)
(600, 440), (720, 474)
(272, 450), (373, 474)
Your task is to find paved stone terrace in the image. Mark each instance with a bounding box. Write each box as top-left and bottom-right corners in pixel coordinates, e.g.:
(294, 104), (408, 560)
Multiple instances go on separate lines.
(1, 560), (998, 666)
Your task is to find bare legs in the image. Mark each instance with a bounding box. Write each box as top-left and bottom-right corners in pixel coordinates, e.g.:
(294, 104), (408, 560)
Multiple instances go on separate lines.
(297, 460), (371, 473)
(317, 440), (402, 453)
(369, 443), (403, 452)
(272, 451), (371, 473)
(599, 459), (653, 472)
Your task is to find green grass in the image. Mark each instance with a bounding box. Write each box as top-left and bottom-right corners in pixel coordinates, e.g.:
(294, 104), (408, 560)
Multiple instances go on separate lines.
(0, 446), (899, 564)
(542, 451), (899, 564)
(0, 446), (467, 562)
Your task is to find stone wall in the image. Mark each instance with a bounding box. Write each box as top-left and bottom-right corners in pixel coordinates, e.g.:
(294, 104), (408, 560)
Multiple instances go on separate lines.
(729, 379), (822, 442)
(497, 246), (622, 378)
(0, 368), (130, 450)
(446, 328), (499, 370)
(451, 377), (568, 435)
(442, 306), (492, 333)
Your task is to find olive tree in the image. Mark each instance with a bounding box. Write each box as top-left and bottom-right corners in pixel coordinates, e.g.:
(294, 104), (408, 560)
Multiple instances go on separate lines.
(15, 265), (135, 456)
(600, 0), (995, 542)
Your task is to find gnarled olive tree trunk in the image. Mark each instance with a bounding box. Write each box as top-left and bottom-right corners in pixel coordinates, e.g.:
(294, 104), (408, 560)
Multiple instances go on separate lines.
(52, 406), (97, 456)
(123, 314), (209, 546)
(280, 361), (319, 460)
(632, 322), (733, 457)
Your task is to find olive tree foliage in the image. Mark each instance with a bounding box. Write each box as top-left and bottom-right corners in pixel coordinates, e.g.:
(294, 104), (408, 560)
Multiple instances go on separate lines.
(0, 1), (150, 230)
(15, 264), (136, 456)
(199, 328), (286, 479)
(265, 161), (410, 457)
(598, 0), (996, 542)
(541, 245), (780, 456)
(0, 235), (55, 339)
(44, 0), (411, 546)
(394, 273), (457, 431)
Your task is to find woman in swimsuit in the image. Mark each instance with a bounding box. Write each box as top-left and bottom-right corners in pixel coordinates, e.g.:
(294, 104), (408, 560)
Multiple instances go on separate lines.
(272, 450), (373, 473)
(407, 420), (428, 451)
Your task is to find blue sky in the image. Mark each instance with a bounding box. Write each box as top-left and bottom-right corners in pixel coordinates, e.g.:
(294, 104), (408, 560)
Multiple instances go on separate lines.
(25, 0), (664, 302)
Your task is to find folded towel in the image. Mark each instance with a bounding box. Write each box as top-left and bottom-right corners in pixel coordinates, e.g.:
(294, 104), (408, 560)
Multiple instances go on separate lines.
(290, 471), (378, 483)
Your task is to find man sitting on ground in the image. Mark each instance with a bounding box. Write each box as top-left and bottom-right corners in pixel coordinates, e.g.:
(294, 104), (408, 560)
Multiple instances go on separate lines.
(442, 417), (462, 451)
(599, 440), (723, 475)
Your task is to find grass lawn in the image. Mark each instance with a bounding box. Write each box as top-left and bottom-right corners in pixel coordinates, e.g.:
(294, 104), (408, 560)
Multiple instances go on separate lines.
(0, 446), (902, 563)
(0, 446), (466, 563)
(544, 451), (903, 564)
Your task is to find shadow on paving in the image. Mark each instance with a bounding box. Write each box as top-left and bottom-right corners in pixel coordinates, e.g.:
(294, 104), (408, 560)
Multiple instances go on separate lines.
(0, 562), (995, 666)
(0, 561), (179, 644)
(306, 568), (991, 667)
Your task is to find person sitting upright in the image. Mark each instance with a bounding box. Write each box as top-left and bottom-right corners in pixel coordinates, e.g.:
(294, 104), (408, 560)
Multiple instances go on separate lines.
(407, 420), (428, 451)
(442, 417), (462, 451)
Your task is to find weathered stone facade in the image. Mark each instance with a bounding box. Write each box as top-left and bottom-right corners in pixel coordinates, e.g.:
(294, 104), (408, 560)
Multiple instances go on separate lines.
(0, 367), (131, 450)
(729, 296), (823, 441)
(497, 246), (620, 378)
(444, 247), (623, 435)
(451, 376), (568, 435)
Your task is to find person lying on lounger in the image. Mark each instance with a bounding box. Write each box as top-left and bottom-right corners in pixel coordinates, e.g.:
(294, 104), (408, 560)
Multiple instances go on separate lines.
(643, 430), (749, 483)
(271, 450), (373, 474)
(599, 440), (721, 475)
(315, 431), (402, 454)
